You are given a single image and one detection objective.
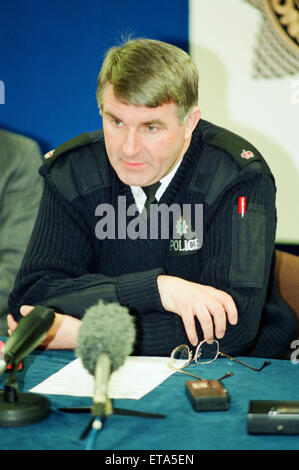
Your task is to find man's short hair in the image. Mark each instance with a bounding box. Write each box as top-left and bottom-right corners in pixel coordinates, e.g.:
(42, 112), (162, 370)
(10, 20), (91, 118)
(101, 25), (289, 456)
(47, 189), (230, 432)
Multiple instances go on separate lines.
(96, 38), (199, 123)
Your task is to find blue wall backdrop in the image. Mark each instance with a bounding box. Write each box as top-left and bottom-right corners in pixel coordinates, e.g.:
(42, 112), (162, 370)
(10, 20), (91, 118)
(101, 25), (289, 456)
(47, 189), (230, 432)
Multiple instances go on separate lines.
(0, 0), (189, 153)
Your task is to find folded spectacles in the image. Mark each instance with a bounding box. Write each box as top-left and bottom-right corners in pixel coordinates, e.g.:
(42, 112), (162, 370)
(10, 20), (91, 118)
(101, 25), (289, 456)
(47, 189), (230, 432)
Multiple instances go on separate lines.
(169, 340), (271, 373)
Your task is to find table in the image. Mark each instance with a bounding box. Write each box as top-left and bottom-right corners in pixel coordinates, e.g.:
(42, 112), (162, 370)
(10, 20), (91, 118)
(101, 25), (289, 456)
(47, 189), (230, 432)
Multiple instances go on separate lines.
(0, 341), (299, 453)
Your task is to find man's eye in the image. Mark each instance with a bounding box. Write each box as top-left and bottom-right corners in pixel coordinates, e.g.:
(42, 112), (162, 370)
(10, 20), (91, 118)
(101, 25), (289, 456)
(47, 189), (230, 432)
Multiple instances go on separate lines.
(114, 119), (122, 126)
(109, 117), (123, 127)
(146, 125), (158, 132)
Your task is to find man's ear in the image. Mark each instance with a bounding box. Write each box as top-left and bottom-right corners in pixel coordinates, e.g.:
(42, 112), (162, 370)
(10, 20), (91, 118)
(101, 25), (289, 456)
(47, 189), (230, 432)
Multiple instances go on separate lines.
(184, 106), (201, 140)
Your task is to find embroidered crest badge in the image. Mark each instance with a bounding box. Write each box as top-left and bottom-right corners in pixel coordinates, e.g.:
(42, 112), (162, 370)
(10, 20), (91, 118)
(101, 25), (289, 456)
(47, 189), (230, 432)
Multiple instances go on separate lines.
(241, 149), (255, 160)
(176, 217), (189, 236)
(44, 149), (55, 160)
(170, 209), (203, 256)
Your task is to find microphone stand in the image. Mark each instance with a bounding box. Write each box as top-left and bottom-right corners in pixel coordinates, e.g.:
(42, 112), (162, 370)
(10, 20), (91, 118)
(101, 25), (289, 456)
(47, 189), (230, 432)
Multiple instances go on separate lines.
(59, 401), (166, 441)
(0, 361), (50, 427)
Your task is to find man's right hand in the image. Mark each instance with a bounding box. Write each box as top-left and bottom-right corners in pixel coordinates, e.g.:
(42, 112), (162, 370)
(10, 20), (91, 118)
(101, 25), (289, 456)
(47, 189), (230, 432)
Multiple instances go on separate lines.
(7, 305), (81, 350)
(157, 275), (238, 346)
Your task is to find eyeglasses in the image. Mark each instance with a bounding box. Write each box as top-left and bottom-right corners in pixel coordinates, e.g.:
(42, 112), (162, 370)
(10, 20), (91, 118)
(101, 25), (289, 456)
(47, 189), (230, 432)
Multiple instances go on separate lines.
(169, 340), (271, 373)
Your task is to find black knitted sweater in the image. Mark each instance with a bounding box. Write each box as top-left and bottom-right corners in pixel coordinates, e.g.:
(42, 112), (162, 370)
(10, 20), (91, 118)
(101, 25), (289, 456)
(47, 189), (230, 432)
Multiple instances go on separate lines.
(8, 120), (297, 357)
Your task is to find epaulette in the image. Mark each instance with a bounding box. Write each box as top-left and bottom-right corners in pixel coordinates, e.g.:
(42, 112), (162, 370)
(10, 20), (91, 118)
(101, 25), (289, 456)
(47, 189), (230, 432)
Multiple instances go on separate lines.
(202, 125), (266, 170)
(190, 121), (272, 205)
(42, 130), (103, 167)
(40, 130), (109, 202)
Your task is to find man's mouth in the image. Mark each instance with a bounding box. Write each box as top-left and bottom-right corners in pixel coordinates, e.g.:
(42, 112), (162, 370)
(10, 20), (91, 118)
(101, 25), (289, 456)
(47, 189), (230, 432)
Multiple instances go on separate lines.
(122, 160), (146, 169)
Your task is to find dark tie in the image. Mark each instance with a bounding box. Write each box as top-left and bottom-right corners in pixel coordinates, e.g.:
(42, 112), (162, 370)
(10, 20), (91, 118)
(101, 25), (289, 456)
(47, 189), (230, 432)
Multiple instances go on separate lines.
(142, 182), (161, 214)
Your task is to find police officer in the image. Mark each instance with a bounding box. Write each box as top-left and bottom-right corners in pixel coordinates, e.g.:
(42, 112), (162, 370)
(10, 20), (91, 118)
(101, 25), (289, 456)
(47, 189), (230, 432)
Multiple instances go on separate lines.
(7, 39), (297, 358)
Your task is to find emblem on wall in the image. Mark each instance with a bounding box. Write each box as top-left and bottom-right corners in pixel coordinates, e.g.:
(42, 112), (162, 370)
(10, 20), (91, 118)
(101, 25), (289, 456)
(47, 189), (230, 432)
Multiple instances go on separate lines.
(246, 0), (299, 77)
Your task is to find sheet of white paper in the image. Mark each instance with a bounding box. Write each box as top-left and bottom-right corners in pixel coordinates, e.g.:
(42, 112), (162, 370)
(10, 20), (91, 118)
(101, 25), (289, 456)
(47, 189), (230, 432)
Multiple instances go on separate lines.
(30, 356), (176, 400)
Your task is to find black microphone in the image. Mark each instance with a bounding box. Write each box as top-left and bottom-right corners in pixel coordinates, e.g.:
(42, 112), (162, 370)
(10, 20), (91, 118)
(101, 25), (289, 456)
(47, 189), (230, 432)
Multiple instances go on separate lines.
(75, 300), (136, 418)
(0, 305), (55, 427)
(0, 305), (55, 375)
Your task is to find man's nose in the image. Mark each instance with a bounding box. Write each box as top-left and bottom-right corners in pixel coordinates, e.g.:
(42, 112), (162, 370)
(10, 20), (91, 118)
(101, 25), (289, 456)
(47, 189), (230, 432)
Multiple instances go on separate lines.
(122, 128), (142, 157)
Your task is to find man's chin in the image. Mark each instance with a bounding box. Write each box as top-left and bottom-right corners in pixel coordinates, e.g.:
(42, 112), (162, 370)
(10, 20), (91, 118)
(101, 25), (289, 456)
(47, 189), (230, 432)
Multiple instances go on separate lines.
(115, 170), (153, 188)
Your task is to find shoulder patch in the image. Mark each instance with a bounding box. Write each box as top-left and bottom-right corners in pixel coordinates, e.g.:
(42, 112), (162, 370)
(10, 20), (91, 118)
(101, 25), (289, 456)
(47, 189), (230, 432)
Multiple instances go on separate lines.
(42, 131), (103, 167)
(203, 127), (262, 169)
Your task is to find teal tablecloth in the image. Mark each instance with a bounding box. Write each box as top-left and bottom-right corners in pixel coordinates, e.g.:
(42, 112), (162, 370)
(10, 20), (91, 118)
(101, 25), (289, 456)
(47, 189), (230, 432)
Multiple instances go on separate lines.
(0, 340), (299, 452)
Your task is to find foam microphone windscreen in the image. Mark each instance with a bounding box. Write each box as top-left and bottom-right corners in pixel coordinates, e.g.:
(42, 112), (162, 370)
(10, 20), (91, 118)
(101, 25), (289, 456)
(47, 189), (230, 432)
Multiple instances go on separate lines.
(75, 300), (136, 375)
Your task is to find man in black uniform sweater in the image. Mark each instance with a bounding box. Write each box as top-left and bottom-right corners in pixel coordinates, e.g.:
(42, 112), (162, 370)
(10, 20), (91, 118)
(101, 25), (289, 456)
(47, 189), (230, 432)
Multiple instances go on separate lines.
(7, 39), (297, 357)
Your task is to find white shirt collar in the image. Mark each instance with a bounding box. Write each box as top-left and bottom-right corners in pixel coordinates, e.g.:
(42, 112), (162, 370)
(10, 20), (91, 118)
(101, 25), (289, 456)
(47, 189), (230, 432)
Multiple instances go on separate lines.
(130, 157), (183, 213)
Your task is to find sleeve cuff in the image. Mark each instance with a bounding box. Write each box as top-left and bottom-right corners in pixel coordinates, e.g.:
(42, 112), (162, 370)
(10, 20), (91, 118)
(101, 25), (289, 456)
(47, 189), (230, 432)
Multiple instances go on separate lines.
(116, 268), (165, 314)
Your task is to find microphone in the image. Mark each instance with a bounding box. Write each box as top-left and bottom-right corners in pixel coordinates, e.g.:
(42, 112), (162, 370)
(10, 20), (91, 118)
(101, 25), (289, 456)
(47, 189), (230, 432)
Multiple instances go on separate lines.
(0, 305), (55, 427)
(75, 300), (136, 418)
(0, 305), (55, 375)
